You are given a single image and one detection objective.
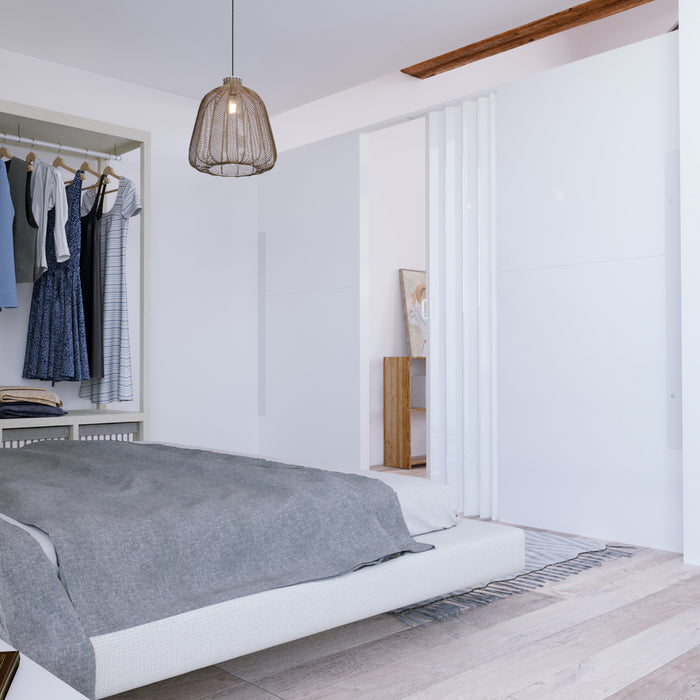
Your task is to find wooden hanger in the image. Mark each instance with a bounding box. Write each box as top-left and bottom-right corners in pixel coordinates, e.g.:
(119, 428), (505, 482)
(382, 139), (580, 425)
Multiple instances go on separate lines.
(102, 164), (120, 180)
(53, 156), (86, 181)
(100, 164), (120, 194)
(25, 151), (37, 172)
(84, 182), (117, 195)
(83, 172), (117, 194)
(53, 155), (74, 172)
(81, 160), (105, 190)
(83, 174), (110, 191)
(80, 160), (101, 179)
(0, 146), (10, 160)
(84, 163), (120, 192)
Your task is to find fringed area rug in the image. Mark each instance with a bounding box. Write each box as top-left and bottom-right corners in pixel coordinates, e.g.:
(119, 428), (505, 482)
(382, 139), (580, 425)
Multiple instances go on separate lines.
(394, 529), (638, 625)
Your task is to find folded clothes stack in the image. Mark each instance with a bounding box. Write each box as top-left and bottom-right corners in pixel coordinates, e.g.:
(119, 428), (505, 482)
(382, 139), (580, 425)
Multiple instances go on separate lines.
(0, 387), (66, 419)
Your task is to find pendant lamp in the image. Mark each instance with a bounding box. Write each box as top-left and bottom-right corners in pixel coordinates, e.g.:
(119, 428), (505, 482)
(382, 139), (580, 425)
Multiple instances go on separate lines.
(189, 0), (277, 177)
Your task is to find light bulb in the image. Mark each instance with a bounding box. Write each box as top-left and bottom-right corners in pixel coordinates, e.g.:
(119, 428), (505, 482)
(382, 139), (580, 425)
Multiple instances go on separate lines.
(228, 98), (238, 115)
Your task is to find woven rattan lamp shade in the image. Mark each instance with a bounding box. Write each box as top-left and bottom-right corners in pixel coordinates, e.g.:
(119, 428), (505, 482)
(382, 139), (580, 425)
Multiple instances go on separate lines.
(189, 77), (277, 177)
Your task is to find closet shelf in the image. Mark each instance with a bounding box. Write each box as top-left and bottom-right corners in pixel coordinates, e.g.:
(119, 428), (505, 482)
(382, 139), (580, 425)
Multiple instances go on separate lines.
(0, 411), (146, 444)
(0, 409), (144, 429)
(0, 101), (142, 159)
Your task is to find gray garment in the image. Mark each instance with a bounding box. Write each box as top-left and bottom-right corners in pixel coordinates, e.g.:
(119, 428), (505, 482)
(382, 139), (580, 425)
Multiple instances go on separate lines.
(6, 158), (37, 283)
(0, 518), (95, 699)
(0, 441), (431, 696)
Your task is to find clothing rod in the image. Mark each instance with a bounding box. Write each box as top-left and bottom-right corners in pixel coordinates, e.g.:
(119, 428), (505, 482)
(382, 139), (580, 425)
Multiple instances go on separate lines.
(0, 132), (121, 161)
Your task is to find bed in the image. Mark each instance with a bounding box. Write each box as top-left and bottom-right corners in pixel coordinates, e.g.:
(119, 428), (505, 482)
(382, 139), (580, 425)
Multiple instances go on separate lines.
(0, 441), (524, 699)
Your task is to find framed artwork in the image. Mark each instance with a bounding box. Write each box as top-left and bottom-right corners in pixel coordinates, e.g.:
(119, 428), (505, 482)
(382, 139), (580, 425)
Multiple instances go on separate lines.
(399, 269), (427, 357)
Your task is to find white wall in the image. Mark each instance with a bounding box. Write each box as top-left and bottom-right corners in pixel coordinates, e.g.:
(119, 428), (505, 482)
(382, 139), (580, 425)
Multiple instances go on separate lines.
(258, 133), (362, 471)
(0, 48), (261, 455)
(679, 0), (700, 565)
(365, 119), (426, 467)
(273, 0), (677, 153)
(496, 34), (682, 551)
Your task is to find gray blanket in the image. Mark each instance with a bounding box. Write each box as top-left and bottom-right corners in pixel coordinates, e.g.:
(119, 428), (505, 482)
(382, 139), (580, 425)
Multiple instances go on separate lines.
(0, 441), (432, 698)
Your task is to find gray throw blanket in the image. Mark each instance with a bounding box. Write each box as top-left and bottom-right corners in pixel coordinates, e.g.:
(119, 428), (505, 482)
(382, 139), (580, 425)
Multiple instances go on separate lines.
(0, 441), (432, 698)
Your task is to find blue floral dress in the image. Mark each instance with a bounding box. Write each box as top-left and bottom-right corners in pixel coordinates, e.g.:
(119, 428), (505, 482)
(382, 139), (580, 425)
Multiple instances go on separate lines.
(23, 170), (90, 381)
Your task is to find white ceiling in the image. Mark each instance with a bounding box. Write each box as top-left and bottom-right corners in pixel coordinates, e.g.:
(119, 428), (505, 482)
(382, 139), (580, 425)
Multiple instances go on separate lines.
(0, 1), (678, 115)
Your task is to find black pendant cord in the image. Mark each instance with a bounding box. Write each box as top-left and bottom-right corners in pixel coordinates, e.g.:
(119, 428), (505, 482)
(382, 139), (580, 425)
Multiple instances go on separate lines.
(231, 0), (235, 77)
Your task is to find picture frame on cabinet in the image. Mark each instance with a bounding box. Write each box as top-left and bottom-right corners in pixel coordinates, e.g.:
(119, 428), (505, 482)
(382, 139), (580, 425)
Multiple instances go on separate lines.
(399, 268), (427, 358)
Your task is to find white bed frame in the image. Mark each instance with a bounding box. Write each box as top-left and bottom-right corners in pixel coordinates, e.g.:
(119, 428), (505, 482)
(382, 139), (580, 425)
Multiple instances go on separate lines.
(92, 517), (524, 698)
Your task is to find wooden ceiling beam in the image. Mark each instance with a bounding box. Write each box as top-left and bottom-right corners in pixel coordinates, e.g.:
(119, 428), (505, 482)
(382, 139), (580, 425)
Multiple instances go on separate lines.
(401, 0), (656, 79)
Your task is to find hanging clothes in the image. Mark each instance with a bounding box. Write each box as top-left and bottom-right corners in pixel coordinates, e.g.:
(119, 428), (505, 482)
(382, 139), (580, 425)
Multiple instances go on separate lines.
(30, 160), (69, 279)
(80, 174), (107, 378)
(6, 157), (38, 283)
(23, 170), (90, 381)
(0, 163), (17, 309)
(80, 176), (142, 403)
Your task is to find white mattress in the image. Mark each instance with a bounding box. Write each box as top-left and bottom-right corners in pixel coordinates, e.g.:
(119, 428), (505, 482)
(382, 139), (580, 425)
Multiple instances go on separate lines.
(92, 517), (524, 698)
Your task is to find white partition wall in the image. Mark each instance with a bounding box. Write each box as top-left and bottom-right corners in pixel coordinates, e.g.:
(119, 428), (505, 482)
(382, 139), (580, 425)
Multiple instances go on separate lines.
(427, 98), (497, 517)
(496, 34), (682, 551)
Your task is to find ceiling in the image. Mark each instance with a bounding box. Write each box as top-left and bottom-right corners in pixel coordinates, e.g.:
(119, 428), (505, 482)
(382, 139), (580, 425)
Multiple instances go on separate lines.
(0, 1), (678, 116)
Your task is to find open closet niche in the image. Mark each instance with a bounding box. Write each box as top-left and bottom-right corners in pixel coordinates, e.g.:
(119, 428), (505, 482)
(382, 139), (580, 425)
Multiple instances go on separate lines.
(364, 117), (427, 470)
(0, 99), (150, 447)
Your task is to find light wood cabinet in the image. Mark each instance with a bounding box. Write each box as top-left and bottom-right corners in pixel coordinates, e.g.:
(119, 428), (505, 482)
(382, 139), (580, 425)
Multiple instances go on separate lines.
(383, 356), (426, 469)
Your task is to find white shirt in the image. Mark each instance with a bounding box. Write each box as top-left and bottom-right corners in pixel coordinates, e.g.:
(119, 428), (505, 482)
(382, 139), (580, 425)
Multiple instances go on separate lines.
(30, 160), (70, 278)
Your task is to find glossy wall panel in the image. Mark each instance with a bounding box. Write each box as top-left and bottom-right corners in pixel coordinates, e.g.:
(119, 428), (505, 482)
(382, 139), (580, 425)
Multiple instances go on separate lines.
(496, 33), (682, 550)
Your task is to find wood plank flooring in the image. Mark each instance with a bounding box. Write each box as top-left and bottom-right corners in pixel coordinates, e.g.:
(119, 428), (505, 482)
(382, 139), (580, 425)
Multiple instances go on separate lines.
(106, 541), (700, 700)
(369, 464), (427, 478)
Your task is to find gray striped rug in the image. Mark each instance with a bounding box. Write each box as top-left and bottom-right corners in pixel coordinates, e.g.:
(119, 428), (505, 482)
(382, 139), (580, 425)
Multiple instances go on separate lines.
(393, 529), (638, 624)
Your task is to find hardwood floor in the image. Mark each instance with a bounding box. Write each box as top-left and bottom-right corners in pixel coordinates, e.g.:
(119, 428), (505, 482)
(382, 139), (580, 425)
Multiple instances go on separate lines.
(370, 464), (427, 478)
(107, 541), (700, 700)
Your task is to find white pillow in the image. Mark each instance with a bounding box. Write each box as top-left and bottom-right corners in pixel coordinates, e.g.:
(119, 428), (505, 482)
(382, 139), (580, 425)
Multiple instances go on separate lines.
(364, 471), (459, 536)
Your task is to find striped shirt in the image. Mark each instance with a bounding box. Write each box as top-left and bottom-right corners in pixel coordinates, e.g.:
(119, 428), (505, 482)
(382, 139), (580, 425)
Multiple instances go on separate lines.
(79, 177), (142, 404)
